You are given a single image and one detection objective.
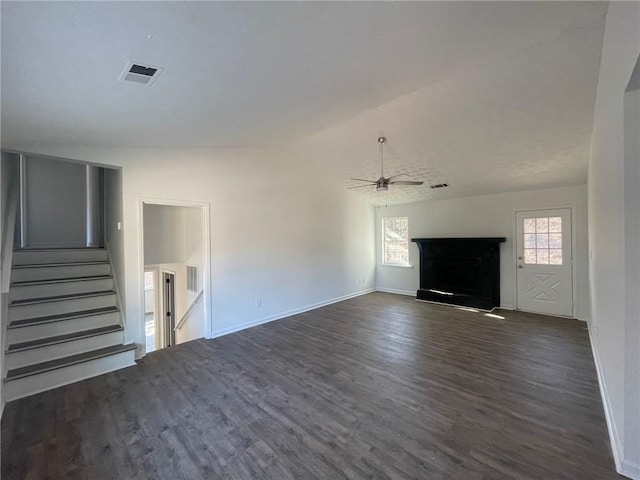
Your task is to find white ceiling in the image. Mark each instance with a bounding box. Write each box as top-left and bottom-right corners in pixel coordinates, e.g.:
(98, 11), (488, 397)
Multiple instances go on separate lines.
(1, 1), (607, 204)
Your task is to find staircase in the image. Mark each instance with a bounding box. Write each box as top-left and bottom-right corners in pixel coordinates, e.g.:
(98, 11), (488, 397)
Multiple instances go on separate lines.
(4, 248), (136, 401)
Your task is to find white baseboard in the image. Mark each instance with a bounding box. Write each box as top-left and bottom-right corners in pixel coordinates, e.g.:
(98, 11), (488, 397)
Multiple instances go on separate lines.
(587, 324), (631, 477)
(210, 288), (376, 339)
(376, 288), (415, 296)
(500, 303), (515, 310)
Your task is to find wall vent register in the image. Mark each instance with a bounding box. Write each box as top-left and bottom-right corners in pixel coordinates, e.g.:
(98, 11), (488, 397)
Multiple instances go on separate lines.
(187, 265), (198, 292)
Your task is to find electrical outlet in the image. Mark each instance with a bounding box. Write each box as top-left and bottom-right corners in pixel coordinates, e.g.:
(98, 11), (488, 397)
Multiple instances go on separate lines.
(255, 298), (262, 308)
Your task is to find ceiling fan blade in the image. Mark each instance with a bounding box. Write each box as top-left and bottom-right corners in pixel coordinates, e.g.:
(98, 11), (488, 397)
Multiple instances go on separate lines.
(386, 173), (411, 181)
(350, 178), (378, 183)
(347, 184), (376, 189)
(388, 180), (424, 186)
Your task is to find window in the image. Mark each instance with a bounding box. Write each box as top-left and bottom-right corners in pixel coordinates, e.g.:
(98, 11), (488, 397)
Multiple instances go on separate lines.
(382, 217), (409, 265)
(523, 216), (563, 265)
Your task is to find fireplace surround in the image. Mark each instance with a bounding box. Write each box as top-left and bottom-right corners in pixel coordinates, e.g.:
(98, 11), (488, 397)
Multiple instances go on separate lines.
(411, 237), (506, 310)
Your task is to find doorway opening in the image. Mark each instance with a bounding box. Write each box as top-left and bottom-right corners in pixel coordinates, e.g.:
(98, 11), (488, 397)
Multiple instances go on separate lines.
(140, 199), (211, 356)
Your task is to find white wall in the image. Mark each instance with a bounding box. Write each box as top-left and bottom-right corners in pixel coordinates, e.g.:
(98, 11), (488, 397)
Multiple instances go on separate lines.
(21, 146), (376, 351)
(375, 185), (590, 318)
(588, 2), (640, 477)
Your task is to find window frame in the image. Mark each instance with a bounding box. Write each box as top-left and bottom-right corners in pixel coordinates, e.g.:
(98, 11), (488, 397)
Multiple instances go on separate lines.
(381, 216), (410, 266)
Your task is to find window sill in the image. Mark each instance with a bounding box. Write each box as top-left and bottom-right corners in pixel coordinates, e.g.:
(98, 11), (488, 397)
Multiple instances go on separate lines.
(379, 263), (413, 269)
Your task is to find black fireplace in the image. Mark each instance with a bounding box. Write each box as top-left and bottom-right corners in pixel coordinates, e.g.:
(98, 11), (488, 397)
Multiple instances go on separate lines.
(411, 237), (506, 310)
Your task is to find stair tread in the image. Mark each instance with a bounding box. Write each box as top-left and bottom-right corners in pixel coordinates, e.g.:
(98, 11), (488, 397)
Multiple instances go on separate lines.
(5, 343), (136, 381)
(12, 275), (112, 287)
(7, 325), (123, 353)
(8, 306), (120, 328)
(10, 290), (116, 306)
(14, 248), (106, 251)
(12, 261), (109, 269)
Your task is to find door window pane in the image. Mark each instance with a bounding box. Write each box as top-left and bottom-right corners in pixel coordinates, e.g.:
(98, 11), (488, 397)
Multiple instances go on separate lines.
(549, 217), (562, 232)
(536, 217), (549, 233)
(524, 218), (536, 233)
(523, 216), (563, 265)
(549, 249), (563, 265)
(524, 234), (536, 249)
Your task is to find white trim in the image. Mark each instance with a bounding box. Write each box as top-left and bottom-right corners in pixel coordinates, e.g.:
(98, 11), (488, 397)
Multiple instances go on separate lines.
(19, 154), (27, 248)
(588, 324), (625, 476)
(514, 206), (578, 319)
(500, 303), (515, 310)
(376, 287), (415, 296)
(137, 197), (212, 356)
(211, 288), (375, 339)
(378, 263), (413, 269)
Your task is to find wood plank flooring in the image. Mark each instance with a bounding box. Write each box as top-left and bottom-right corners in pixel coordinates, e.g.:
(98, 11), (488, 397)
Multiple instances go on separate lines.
(1, 292), (621, 479)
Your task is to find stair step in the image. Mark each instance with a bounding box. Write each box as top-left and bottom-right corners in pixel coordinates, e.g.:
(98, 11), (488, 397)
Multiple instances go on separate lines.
(12, 275), (112, 287)
(12, 248), (108, 266)
(7, 325), (123, 353)
(6, 344), (137, 381)
(10, 290), (116, 306)
(8, 306), (120, 329)
(10, 276), (115, 302)
(11, 262), (111, 282)
(12, 261), (108, 269)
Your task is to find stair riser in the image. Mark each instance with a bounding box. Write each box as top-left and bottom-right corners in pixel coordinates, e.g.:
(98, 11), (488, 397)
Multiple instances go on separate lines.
(10, 278), (114, 301)
(7, 312), (121, 343)
(3, 349), (136, 402)
(12, 264), (111, 282)
(6, 331), (123, 369)
(10, 295), (116, 322)
(13, 249), (108, 265)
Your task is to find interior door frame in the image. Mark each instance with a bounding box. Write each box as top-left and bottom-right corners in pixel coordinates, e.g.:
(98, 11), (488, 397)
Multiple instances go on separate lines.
(143, 267), (161, 351)
(138, 196), (212, 357)
(160, 268), (176, 348)
(513, 206), (578, 319)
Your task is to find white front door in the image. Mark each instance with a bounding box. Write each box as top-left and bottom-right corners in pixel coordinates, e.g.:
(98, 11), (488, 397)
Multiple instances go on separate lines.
(515, 208), (573, 317)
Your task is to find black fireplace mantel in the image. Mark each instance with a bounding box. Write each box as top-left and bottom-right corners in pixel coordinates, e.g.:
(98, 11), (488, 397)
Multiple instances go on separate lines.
(411, 237), (506, 310)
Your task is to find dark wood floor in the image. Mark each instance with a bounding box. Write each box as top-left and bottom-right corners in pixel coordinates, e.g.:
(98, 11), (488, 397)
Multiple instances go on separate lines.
(2, 292), (620, 479)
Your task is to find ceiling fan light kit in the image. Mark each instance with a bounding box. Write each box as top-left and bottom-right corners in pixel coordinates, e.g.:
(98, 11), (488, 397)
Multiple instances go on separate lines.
(348, 136), (425, 192)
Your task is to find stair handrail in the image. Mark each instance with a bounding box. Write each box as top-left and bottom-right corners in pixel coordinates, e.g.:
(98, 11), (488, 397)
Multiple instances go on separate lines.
(174, 290), (203, 331)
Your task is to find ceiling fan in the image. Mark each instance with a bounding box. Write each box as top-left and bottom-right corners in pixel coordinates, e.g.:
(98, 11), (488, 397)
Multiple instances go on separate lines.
(348, 137), (424, 191)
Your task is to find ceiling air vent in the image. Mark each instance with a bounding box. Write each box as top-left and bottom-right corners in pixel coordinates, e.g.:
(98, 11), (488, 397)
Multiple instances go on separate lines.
(430, 183), (449, 189)
(119, 62), (162, 85)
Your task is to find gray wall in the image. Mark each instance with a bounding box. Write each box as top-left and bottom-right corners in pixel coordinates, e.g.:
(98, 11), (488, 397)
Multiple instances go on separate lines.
(24, 156), (87, 248)
(144, 204), (188, 265)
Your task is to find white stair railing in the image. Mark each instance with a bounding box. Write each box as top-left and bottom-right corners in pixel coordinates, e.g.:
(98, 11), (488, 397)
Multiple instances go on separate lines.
(174, 290), (203, 331)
